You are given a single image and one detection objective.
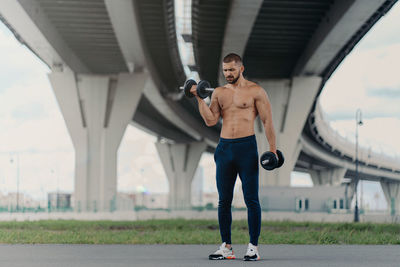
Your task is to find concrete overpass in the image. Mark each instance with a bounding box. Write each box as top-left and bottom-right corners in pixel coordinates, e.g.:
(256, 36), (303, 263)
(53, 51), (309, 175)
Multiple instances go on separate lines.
(0, 0), (399, 212)
(299, 102), (400, 208)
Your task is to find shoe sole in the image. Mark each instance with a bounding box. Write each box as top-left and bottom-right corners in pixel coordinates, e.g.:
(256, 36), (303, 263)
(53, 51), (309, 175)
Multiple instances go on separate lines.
(243, 257), (260, 261)
(209, 256), (236, 260)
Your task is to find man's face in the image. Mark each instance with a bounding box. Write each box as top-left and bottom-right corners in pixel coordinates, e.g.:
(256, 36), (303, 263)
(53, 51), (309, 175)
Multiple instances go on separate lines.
(223, 61), (242, 84)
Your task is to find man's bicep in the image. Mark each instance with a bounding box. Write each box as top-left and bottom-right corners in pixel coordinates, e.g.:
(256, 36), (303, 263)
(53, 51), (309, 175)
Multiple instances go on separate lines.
(209, 92), (221, 118)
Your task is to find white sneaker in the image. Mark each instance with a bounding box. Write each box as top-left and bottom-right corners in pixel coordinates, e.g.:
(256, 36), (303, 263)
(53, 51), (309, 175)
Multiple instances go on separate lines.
(243, 243), (260, 261)
(209, 242), (236, 260)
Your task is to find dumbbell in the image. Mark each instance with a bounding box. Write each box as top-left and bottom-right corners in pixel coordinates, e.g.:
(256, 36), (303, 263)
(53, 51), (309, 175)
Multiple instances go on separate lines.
(260, 150), (285, 171)
(180, 79), (215, 99)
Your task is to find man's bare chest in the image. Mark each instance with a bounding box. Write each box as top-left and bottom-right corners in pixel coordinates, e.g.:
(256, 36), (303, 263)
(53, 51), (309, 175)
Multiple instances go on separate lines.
(218, 90), (255, 110)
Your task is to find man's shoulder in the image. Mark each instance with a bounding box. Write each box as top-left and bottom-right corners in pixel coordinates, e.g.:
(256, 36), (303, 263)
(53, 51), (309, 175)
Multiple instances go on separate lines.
(246, 80), (263, 92)
(214, 86), (225, 93)
(212, 86), (226, 98)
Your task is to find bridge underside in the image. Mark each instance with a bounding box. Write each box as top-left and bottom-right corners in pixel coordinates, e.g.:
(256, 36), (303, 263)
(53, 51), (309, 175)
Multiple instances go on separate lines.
(0, 0), (399, 212)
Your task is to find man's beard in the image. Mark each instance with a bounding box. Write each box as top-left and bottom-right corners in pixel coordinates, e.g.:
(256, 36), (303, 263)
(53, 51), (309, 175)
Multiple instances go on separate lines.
(226, 74), (239, 84)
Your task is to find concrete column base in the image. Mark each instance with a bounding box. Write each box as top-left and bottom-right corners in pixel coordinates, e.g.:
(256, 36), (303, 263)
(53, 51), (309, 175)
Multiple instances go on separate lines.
(380, 180), (400, 215)
(156, 141), (207, 210)
(310, 167), (347, 186)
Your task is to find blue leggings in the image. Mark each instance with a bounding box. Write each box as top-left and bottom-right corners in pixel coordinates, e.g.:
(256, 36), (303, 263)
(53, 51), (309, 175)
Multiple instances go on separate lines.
(214, 135), (261, 245)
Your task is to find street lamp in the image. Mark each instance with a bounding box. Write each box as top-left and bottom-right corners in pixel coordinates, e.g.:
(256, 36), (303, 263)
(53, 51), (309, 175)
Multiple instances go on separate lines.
(354, 109), (363, 222)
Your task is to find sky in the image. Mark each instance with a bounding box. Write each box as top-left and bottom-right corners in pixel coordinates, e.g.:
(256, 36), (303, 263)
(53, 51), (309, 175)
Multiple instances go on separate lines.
(319, 4), (400, 158)
(1, 3), (400, 210)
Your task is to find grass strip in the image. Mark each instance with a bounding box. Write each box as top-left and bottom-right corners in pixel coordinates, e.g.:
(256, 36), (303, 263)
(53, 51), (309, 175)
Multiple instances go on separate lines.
(0, 219), (399, 244)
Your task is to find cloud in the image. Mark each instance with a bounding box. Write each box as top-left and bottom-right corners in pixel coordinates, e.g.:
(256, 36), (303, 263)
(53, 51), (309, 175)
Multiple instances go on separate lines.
(321, 43), (400, 119)
(356, 2), (400, 51)
(367, 87), (400, 99)
(0, 24), (49, 92)
(11, 102), (47, 120)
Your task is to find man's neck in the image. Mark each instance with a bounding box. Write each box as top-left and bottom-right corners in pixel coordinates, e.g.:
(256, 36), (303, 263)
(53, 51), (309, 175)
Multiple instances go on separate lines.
(227, 76), (245, 89)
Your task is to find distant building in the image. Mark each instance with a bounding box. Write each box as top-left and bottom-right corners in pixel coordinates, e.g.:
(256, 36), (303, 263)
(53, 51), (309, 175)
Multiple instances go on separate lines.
(0, 192), (42, 210)
(117, 192), (168, 210)
(48, 192), (72, 210)
(141, 193), (168, 209)
(113, 192), (135, 211)
(259, 186), (349, 212)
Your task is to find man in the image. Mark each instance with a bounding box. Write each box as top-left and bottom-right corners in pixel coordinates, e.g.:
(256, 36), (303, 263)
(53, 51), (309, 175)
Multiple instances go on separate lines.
(190, 53), (277, 261)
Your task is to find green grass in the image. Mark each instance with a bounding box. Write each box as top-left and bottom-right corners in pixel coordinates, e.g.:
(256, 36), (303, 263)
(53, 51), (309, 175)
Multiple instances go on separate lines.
(0, 219), (399, 244)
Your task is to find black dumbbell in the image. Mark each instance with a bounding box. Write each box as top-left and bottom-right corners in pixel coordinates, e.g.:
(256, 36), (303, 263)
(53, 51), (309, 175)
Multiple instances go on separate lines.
(260, 150), (284, 170)
(196, 80), (214, 99)
(181, 79), (197, 98)
(180, 79), (214, 99)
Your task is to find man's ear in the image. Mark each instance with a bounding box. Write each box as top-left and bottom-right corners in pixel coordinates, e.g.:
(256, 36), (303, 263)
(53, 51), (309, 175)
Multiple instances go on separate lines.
(240, 65), (245, 74)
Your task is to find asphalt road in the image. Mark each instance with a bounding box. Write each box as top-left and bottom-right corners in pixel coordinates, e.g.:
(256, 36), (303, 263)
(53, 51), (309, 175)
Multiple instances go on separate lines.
(0, 244), (398, 267)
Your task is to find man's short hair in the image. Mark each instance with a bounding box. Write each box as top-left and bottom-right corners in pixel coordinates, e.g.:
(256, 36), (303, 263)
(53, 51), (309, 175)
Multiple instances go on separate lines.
(223, 53), (242, 65)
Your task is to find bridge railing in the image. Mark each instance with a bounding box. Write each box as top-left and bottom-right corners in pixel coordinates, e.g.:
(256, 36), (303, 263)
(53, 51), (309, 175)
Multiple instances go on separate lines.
(311, 102), (400, 172)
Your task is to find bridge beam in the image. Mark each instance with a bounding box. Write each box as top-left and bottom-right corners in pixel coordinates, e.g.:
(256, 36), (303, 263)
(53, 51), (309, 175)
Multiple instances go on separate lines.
(310, 167), (347, 186)
(380, 180), (400, 215)
(218, 0), (263, 85)
(143, 79), (203, 142)
(104, 0), (145, 72)
(0, 0), (88, 72)
(256, 76), (322, 186)
(294, 0), (386, 75)
(156, 141), (207, 210)
(48, 68), (147, 212)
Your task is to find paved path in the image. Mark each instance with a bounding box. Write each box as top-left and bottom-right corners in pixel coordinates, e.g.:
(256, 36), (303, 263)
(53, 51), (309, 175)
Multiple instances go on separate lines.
(0, 244), (398, 267)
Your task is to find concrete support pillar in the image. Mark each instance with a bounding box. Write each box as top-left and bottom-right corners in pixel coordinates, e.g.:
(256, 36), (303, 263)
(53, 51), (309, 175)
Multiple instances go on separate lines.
(309, 167), (346, 186)
(155, 141), (207, 210)
(48, 68), (147, 212)
(256, 77), (322, 186)
(345, 181), (356, 210)
(380, 180), (400, 215)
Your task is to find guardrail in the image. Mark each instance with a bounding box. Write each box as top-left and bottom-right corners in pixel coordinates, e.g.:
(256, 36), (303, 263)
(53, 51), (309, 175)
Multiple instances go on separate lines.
(309, 102), (400, 172)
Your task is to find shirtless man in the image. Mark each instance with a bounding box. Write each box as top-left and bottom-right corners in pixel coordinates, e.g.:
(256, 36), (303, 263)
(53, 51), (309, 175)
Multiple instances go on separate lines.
(190, 53), (277, 261)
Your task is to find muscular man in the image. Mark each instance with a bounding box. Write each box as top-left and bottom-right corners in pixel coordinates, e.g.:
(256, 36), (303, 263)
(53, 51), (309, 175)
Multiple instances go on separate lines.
(191, 53), (277, 261)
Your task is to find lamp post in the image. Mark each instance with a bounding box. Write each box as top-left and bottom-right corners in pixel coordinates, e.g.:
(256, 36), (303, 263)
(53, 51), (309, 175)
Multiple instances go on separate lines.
(354, 109), (363, 222)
